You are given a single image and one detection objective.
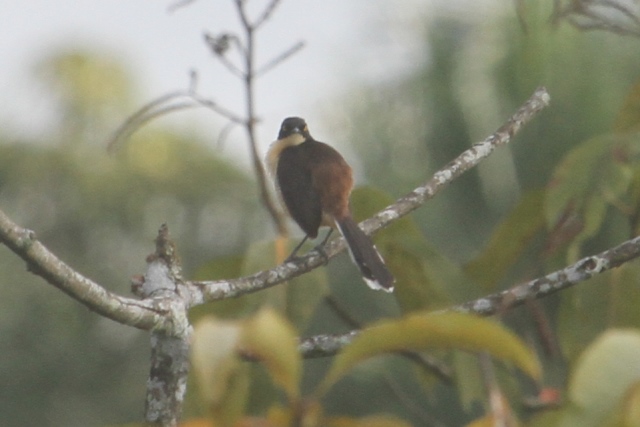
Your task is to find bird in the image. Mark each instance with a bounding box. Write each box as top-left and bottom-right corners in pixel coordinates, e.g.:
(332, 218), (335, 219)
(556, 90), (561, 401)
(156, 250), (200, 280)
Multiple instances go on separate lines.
(266, 116), (395, 292)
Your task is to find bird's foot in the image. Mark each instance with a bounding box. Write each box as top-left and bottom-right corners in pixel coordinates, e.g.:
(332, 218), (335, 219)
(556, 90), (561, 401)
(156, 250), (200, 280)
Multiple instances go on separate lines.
(314, 244), (330, 266)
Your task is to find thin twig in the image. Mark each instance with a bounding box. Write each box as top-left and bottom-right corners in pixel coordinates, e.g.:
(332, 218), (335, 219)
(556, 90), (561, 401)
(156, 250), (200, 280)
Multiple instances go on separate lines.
(188, 92), (246, 123)
(204, 33), (246, 78)
(107, 91), (186, 150)
(382, 371), (449, 427)
(215, 120), (239, 149)
(234, 0), (252, 31)
(324, 295), (361, 328)
(254, 0), (283, 29)
(107, 87), (245, 151)
(323, 295), (452, 382)
(232, 0), (288, 236)
(167, 0), (197, 13)
(479, 353), (513, 427)
(256, 41), (305, 77)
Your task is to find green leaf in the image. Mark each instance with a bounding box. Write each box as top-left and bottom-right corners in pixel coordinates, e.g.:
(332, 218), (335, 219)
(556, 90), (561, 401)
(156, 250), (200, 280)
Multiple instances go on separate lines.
(555, 263), (640, 362)
(382, 238), (453, 313)
(327, 415), (414, 427)
(192, 238), (328, 330)
(191, 317), (249, 427)
(241, 239), (286, 312)
(559, 329), (640, 427)
(545, 134), (640, 260)
(244, 239), (329, 330)
(565, 194), (608, 262)
(452, 351), (486, 411)
(240, 308), (301, 402)
(465, 189), (545, 289)
(545, 135), (613, 225)
(286, 266), (329, 332)
(609, 263), (640, 328)
(601, 381), (640, 427)
(351, 186), (454, 312)
(613, 80), (640, 133)
(316, 312), (541, 395)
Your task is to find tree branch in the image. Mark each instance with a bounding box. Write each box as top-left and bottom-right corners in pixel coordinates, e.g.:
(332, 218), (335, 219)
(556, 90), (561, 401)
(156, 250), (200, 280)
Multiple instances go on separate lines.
(106, 86), (245, 152)
(454, 235), (639, 316)
(141, 224), (191, 426)
(188, 87), (552, 304)
(297, 232), (640, 357)
(231, 0), (289, 236)
(0, 87), (552, 331)
(0, 208), (163, 330)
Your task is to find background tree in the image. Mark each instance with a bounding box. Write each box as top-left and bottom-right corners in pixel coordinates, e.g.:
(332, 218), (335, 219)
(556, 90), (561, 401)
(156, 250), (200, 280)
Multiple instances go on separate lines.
(1, 1), (640, 426)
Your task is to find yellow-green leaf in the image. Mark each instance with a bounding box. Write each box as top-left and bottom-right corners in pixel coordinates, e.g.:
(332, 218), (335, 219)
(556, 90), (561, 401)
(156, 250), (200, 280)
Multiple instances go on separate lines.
(545, 133), (640, 261)
(545, 135), (616, 227)
(241, 239), (329, 330)
(598, 380), (640, 427)
(286, 266), (329, 331)
(385, 238), (451, 313)
(559, 330), (640, 427)
(191, 317), (249, 427)
(613, 80), (640, 133)
(556, 271), (614, 362)
(619, 381), (640, 427)
(352, 186), (454, 312)
(453, 351), (485, 411)
(240, 308), (301, 402)
(317, 312), (541, 395)
(328, 415), (413, 427)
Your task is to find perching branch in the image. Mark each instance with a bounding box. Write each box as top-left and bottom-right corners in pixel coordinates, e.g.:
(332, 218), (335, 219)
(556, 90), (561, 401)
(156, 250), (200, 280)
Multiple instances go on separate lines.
(0, 87), (552, 327)
(297, 233), (640, 357)
(552, 0), (640, 37)
(187, 86), (552, 304)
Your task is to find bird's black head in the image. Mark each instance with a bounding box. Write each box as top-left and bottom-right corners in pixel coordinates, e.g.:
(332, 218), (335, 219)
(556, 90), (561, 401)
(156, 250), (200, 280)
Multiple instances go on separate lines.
(278, 117), (310, 140)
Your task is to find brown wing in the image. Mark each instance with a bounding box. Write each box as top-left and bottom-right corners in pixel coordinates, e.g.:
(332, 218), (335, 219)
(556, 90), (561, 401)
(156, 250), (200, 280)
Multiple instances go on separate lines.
(306, 140), (353, 223)
(277, 143), (323, 238)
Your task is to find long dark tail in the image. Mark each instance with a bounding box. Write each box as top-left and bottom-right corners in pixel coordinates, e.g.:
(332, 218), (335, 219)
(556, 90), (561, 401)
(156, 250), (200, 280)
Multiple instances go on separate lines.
(335, 216), (395, 292)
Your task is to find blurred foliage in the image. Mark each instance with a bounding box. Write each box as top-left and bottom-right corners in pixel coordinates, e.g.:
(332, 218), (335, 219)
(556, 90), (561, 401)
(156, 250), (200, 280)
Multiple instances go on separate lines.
(189, 309), (537, 427)
(4, 1), (640, 426)
(0, 50), (262, 426)
(311, 0), (640, 426)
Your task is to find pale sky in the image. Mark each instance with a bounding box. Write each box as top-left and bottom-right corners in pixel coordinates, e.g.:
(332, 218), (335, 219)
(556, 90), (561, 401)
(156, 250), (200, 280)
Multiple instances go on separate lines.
(0, 0), (507, 171)
(0, 1), (440, 157)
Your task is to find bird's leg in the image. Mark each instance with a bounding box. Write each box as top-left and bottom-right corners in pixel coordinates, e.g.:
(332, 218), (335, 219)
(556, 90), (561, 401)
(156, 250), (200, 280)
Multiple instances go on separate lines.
(285, 230), (333, 265)
(285, 235), (309, 262)
(313, 229), (334, 265)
